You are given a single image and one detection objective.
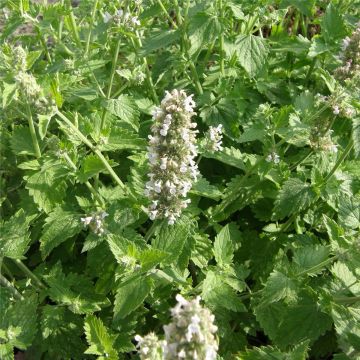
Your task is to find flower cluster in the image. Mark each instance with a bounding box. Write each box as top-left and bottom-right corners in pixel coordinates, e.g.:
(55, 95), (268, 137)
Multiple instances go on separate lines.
(163, 294), (218, 360)
(266, 152), (280, 164)
(12, 46), (27, 72)
(14, 71), (41, 101)
(136, 294), (218, 360)
(145, 90), (199, 225)
(335, 26), (360, 81)
(103, 9), (140, 29)
(206, 125), (223, 152)
(135, 333), (165, 360)
(80, 211), (108, 235)
(310, 128), (338, 153)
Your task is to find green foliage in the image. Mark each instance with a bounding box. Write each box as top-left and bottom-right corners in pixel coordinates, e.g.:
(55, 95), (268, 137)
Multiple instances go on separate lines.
(0, 0), (359, 358)
(84, 315), (118, 359)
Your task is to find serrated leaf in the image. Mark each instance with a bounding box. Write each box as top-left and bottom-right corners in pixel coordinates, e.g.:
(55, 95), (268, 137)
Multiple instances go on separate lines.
(202, 271), (246, 312)
(25, 158), (68, 213)
(331, 262), (360, 296)
(140, 30), (180, 56)
(214, 224), (235, 268)
(152, 216), (194, 264)
(235, 34), (268, 77)
(191, 234), (213, 268)
(41, 305), (86, 359)
(114, 277), (152, 321)
(98, 128), (146, 151)
(338, 195), (360, 229)
(77, 154), (118, 183)
(104, 95), (140, 131)
(293, 245), (331, 276)
(40, 207), (83, 258)
(1, 294), (38, 350)
(0, 209), (31, 259)
(38, 114), (53, 140)
(188, 10), (221, 55)
(322, 3), (346, 42)
(84, 315), (118, 359)
(272, 178), (317, 220)
(202, 146), (246, 170)
(261, 270), (298, 305)
(10, 126), (37, 156)
(353, 118), (360, 157)
(190, 176), (222, 200)
(237, 341), (309, 360)
(255, 293), (332, 349)
(44, 263), (108, 314)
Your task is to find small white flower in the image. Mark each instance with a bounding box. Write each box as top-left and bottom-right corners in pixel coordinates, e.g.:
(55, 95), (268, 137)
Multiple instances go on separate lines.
(103, 11), (112, 23)
(266, 152), (280, 164)
(333, 106), (340, 115)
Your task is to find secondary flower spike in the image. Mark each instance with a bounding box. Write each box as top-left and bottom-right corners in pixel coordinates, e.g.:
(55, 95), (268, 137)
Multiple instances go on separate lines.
(163, 294), (218, 360)
(145, 90), (199, 225)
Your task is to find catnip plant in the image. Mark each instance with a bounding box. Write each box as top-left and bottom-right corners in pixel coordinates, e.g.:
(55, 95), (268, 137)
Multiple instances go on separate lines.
(0, 1), (359, 360)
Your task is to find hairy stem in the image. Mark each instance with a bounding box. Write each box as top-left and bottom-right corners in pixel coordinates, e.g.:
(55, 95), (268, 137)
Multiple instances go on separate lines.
(26, 102), (41, 158)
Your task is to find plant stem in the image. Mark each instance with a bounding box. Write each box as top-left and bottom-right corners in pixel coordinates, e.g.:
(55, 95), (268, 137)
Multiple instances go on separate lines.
(219, 0), (225, 75)
(100, 38), (122, 130)
(65, 0), (81, 47)
(84, 0), (98, 58)
(0, 274), (23, 300)
(334, 296), (360, 304)
(144, 220), (159, 241)
(13, 259), (46, 289)
(62, 152), (105, 206)
(135, 32), (159, 104)
(26, 102), (41, 158)
(56, 110), (131, 195)
(157, 0), (178, 28)
(322, 138), (354, 184)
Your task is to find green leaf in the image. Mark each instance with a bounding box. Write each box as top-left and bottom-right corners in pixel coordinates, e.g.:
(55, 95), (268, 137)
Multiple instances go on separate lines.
(261, 270), (298, 305)
(77, 154), (118, 183)
(235, 34), (268, 77)
(237, 341), (309, 360)
(114, 277), (153, 321)
(140, 30), (180, 56)
(2, 82), (17, 108)
(338, 195), (360, 229)
(202, 147), (246, 170)
(98, 128), (146, 151)
(188, 10), (221, 55)
(104, 95), (140, 131)
(44, 263), (108, 314)
(10, 126), (37, 156)
(0, 209), (31, 259)
(280, 0), (315, 16)
(25, 158), (68, 213)
(152, 216), (194, 264)
(26, 50), (42, 69)
(293, 245), (331, 276)
(38, 114), (53, 140)
(254, 293), (332, 349)
(331, 262), (360, 296)
(0, 294), (38, 350)
(40, 207), (83, 258)
(322, 3), (346, 42)
(272, 178), (317, 220)
(238, 123), (266, 143)
(202, 271), (246, 312)
(190, 176), (222, 200)
(214, 224), (235, 268)
(84, 315), (118, 359)
(41, 305), (86, 359)
(353, 118), (360, 157)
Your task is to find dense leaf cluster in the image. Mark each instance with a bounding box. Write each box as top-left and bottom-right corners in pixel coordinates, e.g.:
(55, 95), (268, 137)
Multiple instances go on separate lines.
(0, 0), (359, 359)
